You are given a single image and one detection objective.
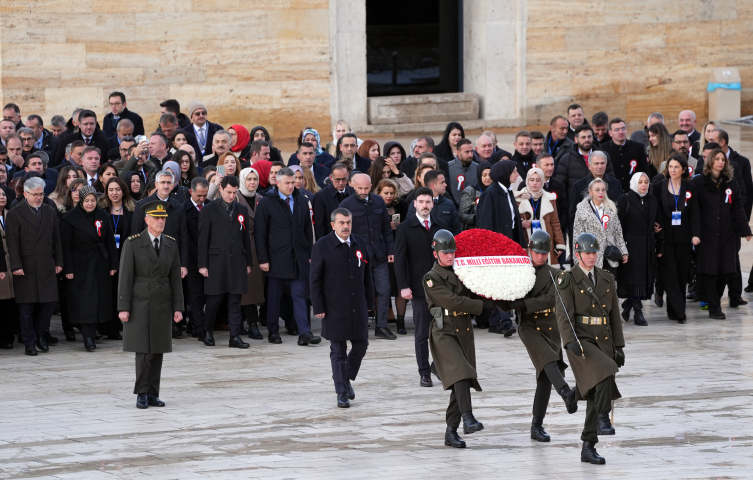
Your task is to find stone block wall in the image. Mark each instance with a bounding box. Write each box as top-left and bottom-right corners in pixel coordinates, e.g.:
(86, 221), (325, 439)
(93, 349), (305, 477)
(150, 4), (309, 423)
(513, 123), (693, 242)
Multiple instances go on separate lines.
(525, 0), (753, 129)
(0, 0), (331, 140)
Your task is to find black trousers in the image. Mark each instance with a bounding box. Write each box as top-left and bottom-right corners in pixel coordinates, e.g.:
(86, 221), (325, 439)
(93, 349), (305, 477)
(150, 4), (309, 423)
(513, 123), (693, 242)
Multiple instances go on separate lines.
(411, 296), (431, 376)
(186, 273), (206, 334)
(660, 242), (692, 318)
(699, 274), (730, 312)
(80, 323), (97, 339)
(722, 238), (743, 299)
(532, 361), (569, 418)
(204, 293), (242, 337)
(0, 298), (17, 345)
(581, 377), (613, 443)
(18, 302), (56, 347)
(330, 339), (369, 394)
(134, 353), (163, 395)
(446, 379), (472, 428)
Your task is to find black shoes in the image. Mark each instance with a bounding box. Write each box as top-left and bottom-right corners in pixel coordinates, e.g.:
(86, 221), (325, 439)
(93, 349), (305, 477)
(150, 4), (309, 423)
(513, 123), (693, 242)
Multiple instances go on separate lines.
(65, 330), (76, 342)
(709, 310), (726, 320)
(345, 381), (355, 400)
(43, 331), (59, 345)
(597, 414), (615, 435)
(744, 285), (753, 293)
(337, 392), (350, 408)
(730, 298), (748, 308)
(430, 362), (441, 381)
(444, 426), (466, 448)
(375, 327), (396, 340)
(581, 440), (605, 464)
(36, 338), (49, 352)
(502, 325), (517, 337)
(25, 345), (38, 356)
(677, 316), (687, 324)
(396, 316), (407, 335)
(654, 294), (663, 308)
(633, 310), (648, 326)
(84, 338), (96, 352)
(248, 322), (263, 340)
(297, 332), (321, 346)
(420, 375), (433, 387)
(530, 416), (550, 442)
(462, 412), (484, 434)
(229, 336), (250, 349)
(203, 331), (215, 346)
(0, 342), (12, 349)
(621, 306), (630, 323)
(147, 394), (165, 407)
(239, 323), (249, 336)
(172, 324), (182, 338)
(488, 325), (503, 334)
(136, 393), (149, 409)
(268, 332), (282, 344)
(559, 385), (578, 414)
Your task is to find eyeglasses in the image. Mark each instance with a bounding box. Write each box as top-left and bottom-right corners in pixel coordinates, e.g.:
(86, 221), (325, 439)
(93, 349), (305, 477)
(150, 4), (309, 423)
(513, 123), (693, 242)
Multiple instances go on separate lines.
(21, 137), (35, 143)
(108, 102), (123, 107)
(194, 111), (207, 116)
(674, 140), (690, 145)
(26, 192), (44, 198)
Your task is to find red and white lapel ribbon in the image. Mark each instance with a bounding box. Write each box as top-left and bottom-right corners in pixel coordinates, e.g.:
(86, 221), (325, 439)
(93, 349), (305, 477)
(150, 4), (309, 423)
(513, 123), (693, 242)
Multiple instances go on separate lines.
(356, 250), (367, 267)
(685, 191), (692, 206)
(238, 214), (245, 230)
(725, 189), (732, 203)
(457, 174), (465, 191)
(95, 220), (102, 236)
(601, 214), (610, 229)
(629, 160), (637, 175)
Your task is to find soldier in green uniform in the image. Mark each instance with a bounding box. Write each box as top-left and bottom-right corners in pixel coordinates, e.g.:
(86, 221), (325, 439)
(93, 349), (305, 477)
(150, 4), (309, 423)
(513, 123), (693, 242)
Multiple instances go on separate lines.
(555, 233), (626, 465)
(118, 200), (185, 409)
(424, 229), (497, 449)
(498, 230), (578, 443)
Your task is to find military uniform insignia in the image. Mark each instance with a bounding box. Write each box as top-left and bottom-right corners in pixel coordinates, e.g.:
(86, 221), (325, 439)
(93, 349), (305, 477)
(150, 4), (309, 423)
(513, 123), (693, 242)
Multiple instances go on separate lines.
(426, 279), (434, 288)
(165, 235), (175, 241)
(556, 271), (570, 289)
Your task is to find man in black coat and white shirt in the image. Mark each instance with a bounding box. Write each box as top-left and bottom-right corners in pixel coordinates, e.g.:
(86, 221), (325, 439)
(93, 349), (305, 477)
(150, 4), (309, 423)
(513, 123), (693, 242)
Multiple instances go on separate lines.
(198, 175), (253, 349)
(313, 163), (353, 240)
(55, 110), (110, 166)
(255, 167), (319, 346)
(555, 124), (615, 201)
(184, 177), (210, 338)
(102, 92), (145, 139)
(310, 208), (374, 408)
(599, 118), (649, 192)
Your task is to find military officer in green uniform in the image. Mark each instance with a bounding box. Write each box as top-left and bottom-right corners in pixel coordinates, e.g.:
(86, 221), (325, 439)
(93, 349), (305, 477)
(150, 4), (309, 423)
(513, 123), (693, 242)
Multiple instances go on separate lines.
(555, 232), (626, 465)
(118, 200), (184, 409)
(498, 230), (578, 443)
(424, 229), (496, 449)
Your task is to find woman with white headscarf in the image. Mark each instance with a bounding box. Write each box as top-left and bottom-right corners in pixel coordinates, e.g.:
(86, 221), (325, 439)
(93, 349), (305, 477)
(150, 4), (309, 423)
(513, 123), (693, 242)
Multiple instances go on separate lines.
(514, 167), (566, 264)
(236, 167), (265, 340)
(616, 172), (663, 326)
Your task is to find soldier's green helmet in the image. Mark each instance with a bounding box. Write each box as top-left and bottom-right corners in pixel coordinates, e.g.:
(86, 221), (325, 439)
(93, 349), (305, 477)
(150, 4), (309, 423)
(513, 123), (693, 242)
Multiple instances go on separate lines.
(432, 229), (457, 253)
(574, 233), (600, 253)
(528, 230), (551, 254)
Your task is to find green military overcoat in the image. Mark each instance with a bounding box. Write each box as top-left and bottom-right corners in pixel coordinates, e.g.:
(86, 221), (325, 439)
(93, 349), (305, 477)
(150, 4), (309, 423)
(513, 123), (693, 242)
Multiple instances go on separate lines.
(423, 263), (485, 391)
(555, 265), (625, 397)
(117, 230), (184, 354)
(517, 263), (568, 378)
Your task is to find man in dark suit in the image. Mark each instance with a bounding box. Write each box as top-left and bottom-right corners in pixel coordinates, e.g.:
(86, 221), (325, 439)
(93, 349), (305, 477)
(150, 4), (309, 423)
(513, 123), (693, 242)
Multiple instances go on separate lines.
(2, 103), (24, 130)
(12, 152), (56, 194)
(545, 116), (576, 163)
(294, 142), (329, 188)
(52, 140), (86, 172)
(394, 187), (446, 387)
(184, 100), (224, 159)
(55, 110), (110, 166)
(555, 125), (615, 201)
(197, 175), (253, 349)
(255, 167), (318, 346)
(5, 177), (63, 356)
(159, 99), (191, 130)
(103, 92), (145, 139)
(407, 170), (461, 235)
(310, 207), (374, 408)
(184, 177), (210, 337)
(340, 174), (396, 340)
(599, 118), (649, 192)
(131, 170), (189, 277)
(337, 133), (371, 173)
(25, 115), (60, 164)
(511, 131), (535, 180)
(679, 110), (701, 158)
(198, 130), (231, 168)
(106, 119), (134, 161)
(313, 163), (353, 239)
(568, 151), (623, 225)
(117, 200), (183, 409)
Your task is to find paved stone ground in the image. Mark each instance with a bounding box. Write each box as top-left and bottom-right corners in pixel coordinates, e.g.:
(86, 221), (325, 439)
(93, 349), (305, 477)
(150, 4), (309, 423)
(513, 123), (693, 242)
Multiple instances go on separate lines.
(2, 125), (753, 479)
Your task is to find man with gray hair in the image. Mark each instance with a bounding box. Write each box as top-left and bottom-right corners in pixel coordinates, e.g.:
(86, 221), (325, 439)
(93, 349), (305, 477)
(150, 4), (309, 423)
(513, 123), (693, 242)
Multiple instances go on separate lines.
(26, 114), (61, 164)
(199, 129), (232, 168)
(49, 115), (67, 137)
(630, 112), (664, 152)
(106, 118), (135, 161)
(6, 176), (63, 356)
(255, 166), (318, 346)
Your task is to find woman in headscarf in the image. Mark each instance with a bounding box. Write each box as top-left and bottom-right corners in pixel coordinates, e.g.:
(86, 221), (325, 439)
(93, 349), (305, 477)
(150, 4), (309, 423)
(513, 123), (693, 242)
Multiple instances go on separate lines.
(616, 172), (662, 326)
(459, 162), (492, 230)
(236, 167), (265, 340)
(228, 124), (251, 162)
(476, 160), (525, 247)
(252, 159), (272, 190)
(250, 125), (283, 163)
(287, 127), (336, 168)
(433, 121), (465, 163)
(61, 185), (118, 351)
(515, 167), (566, 263)
(358, 139), (380, 162)
(122, 171), (143, 201)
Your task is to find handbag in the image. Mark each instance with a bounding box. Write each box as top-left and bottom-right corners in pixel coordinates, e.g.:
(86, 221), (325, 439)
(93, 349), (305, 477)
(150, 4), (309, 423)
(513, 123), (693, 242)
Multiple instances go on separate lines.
(604, 245), (622, 262)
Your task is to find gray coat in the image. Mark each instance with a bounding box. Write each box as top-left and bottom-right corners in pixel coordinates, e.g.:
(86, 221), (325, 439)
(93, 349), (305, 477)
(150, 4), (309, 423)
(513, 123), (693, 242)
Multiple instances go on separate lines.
(447, 159), (479, 205)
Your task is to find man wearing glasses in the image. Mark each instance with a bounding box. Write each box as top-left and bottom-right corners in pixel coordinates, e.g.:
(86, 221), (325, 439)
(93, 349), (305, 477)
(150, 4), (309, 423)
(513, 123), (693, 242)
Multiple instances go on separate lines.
(313, 163), (355, 240)
(600, 118), (648, 192)
(102, 92), (144, 139)
(183, 100), (223, 158)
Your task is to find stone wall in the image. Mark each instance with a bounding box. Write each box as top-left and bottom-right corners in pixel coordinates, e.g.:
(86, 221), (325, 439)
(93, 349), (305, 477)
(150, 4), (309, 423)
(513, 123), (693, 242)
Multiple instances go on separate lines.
(525, 0), (753, 129)
(0, 0), (331, 140)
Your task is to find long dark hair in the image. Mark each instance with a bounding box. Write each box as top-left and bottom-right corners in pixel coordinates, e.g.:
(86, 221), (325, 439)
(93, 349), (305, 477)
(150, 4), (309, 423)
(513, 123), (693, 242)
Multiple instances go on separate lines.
(172, 149), (197, 181)
(99, 176), (136, 212)
(433, 122), (465, 162)
(368, 156), (393, 192)
(122, 171), (143, 201)
(703, 148), (734, 183)
(52, 165), (78, 201)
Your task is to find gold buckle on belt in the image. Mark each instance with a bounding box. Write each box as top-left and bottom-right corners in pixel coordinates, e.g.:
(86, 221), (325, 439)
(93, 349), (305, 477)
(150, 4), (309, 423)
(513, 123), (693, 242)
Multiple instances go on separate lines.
(581, 316), (606, 325)
(444, 309), (468, 316)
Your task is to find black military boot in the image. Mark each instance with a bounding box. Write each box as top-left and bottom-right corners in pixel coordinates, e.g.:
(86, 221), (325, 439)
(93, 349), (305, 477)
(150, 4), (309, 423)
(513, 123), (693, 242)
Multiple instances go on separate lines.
(396, 315), (407, 335)
(633, 309), (648, 326)
(597, 414), (615, 435)
(462, 412), (484, 434)
(530, 416), (550, 442)
(444, 426), (466, 448)
(581, 440), (605, 464)
(559, 385), (578, 414)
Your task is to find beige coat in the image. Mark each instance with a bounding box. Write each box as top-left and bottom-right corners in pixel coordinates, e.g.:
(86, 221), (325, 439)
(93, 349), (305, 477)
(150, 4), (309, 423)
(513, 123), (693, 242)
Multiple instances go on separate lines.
(516, 190), (566, 264)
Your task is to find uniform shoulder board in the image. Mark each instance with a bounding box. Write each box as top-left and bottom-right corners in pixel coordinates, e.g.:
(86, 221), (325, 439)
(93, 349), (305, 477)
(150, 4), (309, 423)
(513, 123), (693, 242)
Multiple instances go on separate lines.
(127, 234), (140, 241)
(556, 271), (571, 289)
(598, 267), (614, 282)
(164, 235), (176, 242)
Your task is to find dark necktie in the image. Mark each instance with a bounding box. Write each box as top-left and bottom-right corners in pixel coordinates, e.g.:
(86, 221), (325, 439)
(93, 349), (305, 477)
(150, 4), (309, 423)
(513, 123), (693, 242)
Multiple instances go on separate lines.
(588, 272), (595, 287)
(433, 198), (438, 205)
(85, 137), (91, 145)
(140, 170), (147, 184)
(112, 117), (119, 129)
(154, 238), (160, 257)
(34, 207), (41, 221)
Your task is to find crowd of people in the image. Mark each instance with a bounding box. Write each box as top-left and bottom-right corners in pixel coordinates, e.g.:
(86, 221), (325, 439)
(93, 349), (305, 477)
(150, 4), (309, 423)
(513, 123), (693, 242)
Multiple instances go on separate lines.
(0, 96), (750, 376)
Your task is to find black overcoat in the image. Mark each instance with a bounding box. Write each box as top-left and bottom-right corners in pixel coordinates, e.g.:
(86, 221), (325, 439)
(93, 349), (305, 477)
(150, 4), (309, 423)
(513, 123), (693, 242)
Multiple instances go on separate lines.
(339, 193), (394, 262)
(310, 233), (374, 341)
(651, 179), (701, 244)
(197, 200), (253, 296)
(616, 191), (661, 291)
(476, 181), (526, 247)
(254, 187), (313, 280)
(183, 198), (210, 273)
(6, 201), (63, 303)
(394, 214), (445, 296)
(554, 148), (615, 196)
(313, 183), (355, 240)
(692, 174), (751, 276)
(599, 140), (649, 189)
(62, 206), (119, 323)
